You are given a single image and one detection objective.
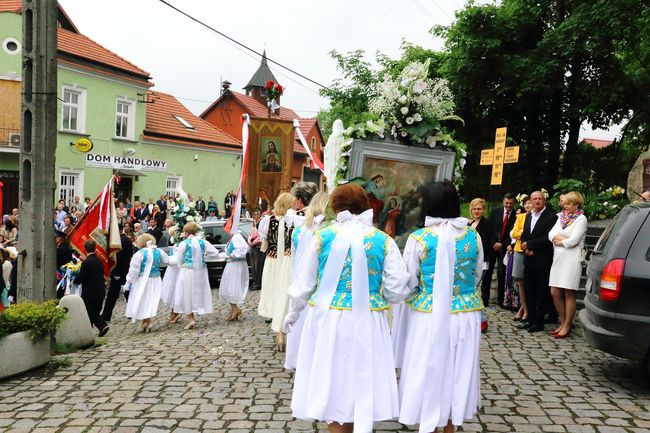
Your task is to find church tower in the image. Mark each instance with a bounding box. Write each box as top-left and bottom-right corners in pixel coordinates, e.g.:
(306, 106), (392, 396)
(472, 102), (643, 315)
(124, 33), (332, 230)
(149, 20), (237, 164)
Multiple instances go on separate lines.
(243, 51), (281, 108)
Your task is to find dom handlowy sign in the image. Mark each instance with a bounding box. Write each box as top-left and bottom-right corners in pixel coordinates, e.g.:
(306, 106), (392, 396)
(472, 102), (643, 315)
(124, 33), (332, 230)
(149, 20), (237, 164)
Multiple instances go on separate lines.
(85, 153), (168, 172)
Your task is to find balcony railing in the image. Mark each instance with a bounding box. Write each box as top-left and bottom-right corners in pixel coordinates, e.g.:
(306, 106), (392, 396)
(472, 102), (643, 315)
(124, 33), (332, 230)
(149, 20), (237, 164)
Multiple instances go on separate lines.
(0, 125), (21, 148)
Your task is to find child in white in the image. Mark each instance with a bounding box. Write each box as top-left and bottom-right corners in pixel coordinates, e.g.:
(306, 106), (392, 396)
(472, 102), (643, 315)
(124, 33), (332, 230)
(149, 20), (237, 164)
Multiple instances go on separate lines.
(219, 230), (250, 321)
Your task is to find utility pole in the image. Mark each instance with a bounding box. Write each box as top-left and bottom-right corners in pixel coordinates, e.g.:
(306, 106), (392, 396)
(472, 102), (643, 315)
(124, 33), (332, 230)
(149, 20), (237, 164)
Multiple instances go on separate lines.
(18, 0), (58, 302)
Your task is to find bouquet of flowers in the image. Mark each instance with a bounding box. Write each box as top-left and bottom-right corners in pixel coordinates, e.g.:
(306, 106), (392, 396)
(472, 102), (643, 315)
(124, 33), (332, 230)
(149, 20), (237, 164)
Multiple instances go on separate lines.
(57, 260), (82, 296)
(170, 189), (202, 245)
(368, 59), (467, 183)
(265, 80), (284, 105)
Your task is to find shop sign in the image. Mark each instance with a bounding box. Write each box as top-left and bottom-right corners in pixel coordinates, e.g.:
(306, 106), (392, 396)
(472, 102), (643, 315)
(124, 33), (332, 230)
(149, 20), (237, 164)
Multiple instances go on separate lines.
(74, 137), (93, 153)
(85, 153), (167, 172)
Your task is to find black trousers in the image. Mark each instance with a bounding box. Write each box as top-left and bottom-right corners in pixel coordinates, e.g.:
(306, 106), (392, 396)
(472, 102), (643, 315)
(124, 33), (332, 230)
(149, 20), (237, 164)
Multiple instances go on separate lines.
(524, 264), (552, 328)
(250, 247), (265, 290)
(83, 296), (108, 331)
(481, 251), (506, 308)
(101, 276), (128, 321)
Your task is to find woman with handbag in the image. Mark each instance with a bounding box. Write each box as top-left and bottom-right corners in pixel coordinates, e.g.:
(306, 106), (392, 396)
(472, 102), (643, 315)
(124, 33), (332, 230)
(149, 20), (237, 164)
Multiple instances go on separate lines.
(548, 191), (588, 339)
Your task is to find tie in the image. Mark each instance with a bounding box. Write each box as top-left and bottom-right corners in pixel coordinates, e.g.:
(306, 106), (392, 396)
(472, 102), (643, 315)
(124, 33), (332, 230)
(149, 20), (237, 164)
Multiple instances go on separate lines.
(501, 211), (509, 239)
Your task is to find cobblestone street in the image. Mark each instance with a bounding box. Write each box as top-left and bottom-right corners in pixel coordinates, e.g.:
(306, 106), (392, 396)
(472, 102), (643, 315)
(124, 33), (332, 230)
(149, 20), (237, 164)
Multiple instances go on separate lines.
(1, 291), (649, 433)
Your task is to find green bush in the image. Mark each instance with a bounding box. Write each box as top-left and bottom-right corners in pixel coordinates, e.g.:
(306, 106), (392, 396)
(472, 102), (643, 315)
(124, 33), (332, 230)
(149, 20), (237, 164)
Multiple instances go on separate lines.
(549, 178), (628, 220)
(0, 300), (67, 342)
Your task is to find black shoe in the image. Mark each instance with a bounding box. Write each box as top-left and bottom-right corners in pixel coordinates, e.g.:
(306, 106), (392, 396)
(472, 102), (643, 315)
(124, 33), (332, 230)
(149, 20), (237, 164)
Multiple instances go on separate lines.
(518, 321), (531, 329)
(527, 324), (544, 333)
(264, 319), (272, 324)
(99, 326), (110, 337)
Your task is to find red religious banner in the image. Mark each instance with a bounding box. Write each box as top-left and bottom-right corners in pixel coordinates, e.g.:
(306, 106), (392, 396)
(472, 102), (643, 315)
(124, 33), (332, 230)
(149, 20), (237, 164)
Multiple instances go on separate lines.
(67, 176), (122, 280)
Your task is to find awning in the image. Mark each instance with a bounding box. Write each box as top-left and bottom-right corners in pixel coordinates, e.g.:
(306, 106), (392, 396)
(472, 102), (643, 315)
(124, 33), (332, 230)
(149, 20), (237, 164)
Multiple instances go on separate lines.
(113, 169), (146, 177)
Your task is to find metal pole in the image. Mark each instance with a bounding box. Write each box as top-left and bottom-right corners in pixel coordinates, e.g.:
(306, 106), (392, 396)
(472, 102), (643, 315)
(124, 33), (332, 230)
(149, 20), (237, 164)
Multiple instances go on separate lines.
(18, 0), (58, 302)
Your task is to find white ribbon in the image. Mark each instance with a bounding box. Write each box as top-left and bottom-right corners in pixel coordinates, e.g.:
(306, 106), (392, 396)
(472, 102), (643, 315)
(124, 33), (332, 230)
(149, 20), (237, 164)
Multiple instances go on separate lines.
(419, 216), (467, 432)
(313, 209), (374, 433)
(129, 245), (156, 323)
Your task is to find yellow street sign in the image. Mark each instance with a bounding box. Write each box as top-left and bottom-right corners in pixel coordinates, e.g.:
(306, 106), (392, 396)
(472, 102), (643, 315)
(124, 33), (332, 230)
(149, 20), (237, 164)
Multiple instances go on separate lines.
(74, 137), (93, 153)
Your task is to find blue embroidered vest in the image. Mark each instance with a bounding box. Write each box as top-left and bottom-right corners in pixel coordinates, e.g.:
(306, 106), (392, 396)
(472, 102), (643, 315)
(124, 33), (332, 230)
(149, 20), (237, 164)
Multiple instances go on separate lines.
(139, 248), (161, 278)
(226, 236), (245, 261)
(406, 227), (483, 314)
(182, 239), (206, 268)
(291, 225), (304, 251)
(309, 226), (390, 311)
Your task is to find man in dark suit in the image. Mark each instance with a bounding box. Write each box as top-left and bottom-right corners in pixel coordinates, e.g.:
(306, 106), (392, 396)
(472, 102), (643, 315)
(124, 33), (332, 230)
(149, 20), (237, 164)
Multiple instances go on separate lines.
(196, 195), (207, 217)
(147, 217), (163, 243)
(156, 194), (167, 213)
(133, 202), (149, 223)
(101, 230), (134, 322)
(482, 192), (517, 310)
(74, 240), (110, 336)
(520, 191), (558, 333)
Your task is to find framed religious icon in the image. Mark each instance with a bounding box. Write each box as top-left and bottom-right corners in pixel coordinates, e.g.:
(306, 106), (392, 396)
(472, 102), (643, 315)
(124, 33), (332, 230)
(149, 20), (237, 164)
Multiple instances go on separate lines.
(261, 137), (283, 172)
(348, 138), (455, 247)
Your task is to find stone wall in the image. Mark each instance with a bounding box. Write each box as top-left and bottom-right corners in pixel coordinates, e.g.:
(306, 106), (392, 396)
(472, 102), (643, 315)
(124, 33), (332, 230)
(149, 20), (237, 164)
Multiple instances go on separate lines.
(627, 149), (650, 200)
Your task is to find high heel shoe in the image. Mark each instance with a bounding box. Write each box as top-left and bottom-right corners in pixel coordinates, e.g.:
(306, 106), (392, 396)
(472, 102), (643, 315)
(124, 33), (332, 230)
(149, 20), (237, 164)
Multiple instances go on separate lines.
(554, 327), (572, 339)
(170, 313), (180, 324)
(146, 322), (154, 333)
(276, 333), (286, 352)
(184, 320), (196, 330)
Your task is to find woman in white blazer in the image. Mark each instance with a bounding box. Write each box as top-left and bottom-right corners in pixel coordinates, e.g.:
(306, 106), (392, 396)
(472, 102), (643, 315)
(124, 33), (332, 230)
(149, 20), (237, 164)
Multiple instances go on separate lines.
(548, 191), (588, 339)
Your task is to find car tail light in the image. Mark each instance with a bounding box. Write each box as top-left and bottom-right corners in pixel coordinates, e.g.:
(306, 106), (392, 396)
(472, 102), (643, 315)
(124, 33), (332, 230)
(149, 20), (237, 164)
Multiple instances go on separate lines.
(599, 259), (625, 302)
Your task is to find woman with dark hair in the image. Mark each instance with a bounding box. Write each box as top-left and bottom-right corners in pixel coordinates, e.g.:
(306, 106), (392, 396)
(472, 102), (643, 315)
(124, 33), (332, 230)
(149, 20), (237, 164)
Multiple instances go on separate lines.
(283, 183), (410, 433)
(393, 181), (484, 433)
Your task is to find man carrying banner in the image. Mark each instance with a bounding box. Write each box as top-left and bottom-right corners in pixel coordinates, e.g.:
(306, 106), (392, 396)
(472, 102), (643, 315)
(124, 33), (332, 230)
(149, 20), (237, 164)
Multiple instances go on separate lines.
(74, 240), (110, 336)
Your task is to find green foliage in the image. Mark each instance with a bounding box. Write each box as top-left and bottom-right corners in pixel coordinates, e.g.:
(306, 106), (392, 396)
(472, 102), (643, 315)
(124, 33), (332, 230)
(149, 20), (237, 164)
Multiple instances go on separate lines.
(93, 337), (107, 348)
(549, 178), (629, 220)
(568, 141), (644, 191)
(48, 356), (72, 369)
(0, 301), (67, 342)
(51, 341), (77, 355)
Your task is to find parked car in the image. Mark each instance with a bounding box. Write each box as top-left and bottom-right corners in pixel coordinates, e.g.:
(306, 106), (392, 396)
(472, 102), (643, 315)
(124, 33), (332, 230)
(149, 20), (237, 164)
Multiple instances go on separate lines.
(161, 219), (253, 288)
(580, 201), (650, 376)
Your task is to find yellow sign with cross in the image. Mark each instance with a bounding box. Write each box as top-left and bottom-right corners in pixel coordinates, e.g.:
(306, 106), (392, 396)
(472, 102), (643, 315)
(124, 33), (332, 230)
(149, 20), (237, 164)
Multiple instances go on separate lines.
(480, 127), (519, 185)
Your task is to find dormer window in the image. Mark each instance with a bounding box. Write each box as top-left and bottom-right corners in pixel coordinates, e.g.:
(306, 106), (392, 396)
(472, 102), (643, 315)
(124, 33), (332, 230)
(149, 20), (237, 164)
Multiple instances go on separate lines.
(174, 115), (194, 129)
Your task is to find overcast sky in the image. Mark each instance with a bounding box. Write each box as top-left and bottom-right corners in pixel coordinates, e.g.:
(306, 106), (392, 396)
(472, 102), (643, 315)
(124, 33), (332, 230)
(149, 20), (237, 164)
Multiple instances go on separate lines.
(58, 0), (619, 140)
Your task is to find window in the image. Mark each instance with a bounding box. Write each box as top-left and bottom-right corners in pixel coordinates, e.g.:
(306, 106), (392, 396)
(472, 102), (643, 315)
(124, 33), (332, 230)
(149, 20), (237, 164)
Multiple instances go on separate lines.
(166, 176), (182, 198)
(2, 38), (21, 55)
(61, 86), (85, 133)
(174, 115), (194, 129)
(115, 98), (135, 139)
(311, 137), (316, 151)
(59, 170), (84, 207)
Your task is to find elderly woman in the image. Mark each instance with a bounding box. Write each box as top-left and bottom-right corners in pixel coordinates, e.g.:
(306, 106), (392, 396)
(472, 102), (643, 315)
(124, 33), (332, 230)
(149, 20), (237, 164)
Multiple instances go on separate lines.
(548, 191), (587, 338)
(393, 181), (484, 433)
(284, 184), (410, 433)
(258, 192), (296, 351)
(509, 195), (532, 321)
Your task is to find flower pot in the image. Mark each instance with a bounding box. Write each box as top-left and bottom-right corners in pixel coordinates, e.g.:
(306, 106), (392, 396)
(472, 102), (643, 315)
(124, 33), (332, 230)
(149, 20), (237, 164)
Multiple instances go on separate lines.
(0, 331), (50, 379)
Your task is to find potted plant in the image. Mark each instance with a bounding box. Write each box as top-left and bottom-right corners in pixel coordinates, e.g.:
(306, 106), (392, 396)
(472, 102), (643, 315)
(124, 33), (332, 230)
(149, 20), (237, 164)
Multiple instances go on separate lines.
(0, 300), (67, 379)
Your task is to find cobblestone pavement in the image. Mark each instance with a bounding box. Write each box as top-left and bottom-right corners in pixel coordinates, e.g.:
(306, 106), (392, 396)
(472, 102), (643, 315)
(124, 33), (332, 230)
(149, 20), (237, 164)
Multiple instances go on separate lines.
(1, 291), (649, 433)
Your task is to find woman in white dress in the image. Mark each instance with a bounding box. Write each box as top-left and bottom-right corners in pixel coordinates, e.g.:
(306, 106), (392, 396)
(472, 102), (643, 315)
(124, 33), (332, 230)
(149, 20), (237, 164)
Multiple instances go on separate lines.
(283, 184), (410, 433)
(125, 234), (169, 332)
(162, 235), (181, 322)
(548, 191), (587, 339)
(284, 191), (329, 371)
(219, 229), (250, 321)
(393, 181), (484, 433)
(169, 222), (220, 329)
(258, 192), (295, 351)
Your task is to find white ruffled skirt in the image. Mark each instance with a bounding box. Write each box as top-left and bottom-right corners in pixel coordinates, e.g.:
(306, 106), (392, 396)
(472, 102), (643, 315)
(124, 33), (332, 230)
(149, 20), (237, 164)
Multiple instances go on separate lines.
(219, 260), (249, 306)
(291, 306), (400, 424)
(125, 277), (162, 321)
(393, 306), (482, 430)
(258, 254), (292, 332)
(171, 267), (213, 315)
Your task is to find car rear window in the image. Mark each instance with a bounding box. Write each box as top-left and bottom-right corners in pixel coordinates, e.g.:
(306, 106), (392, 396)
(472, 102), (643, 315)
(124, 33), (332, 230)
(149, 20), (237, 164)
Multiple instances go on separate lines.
(593, 207), (637, 255)
(204, 225), (228, 245)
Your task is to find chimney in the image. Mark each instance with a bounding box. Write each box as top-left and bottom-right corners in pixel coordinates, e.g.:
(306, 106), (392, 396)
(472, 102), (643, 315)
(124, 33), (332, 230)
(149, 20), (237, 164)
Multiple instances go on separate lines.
(221, 80), (232, 95)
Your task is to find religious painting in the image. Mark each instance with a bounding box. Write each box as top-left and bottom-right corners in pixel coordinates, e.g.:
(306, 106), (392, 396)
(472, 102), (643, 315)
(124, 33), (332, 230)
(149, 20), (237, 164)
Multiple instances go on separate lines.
(261, 137), (282, 172)
(348, 139), (455, 247)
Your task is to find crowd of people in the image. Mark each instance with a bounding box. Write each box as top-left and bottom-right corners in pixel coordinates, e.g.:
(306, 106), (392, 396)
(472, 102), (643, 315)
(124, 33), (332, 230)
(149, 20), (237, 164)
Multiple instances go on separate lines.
(468, 190), (588, 339)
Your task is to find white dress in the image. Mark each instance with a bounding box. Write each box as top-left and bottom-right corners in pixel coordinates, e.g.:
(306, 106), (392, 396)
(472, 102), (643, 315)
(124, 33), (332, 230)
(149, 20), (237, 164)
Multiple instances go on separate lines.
(287, 211), (411, 430)
(257, 213), (294, 332)
(219, 232), (250, 306)
(124, 246), (169, 321)
(161, 244), (180, 307)
(392, 218), (484, 432)
(284, 216), (324, 371)
(169, 235), (220, 315)
(548, 214), (588, 290)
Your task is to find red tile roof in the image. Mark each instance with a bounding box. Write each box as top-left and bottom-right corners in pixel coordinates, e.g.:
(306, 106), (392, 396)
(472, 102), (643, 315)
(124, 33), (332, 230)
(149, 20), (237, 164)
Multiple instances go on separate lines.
(0, 1), (22, 13)
(582, 137), (613, 149)
(143, 92), (240, 148)
(202, 90), (300, 121)
(58, 28), (150, 80)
